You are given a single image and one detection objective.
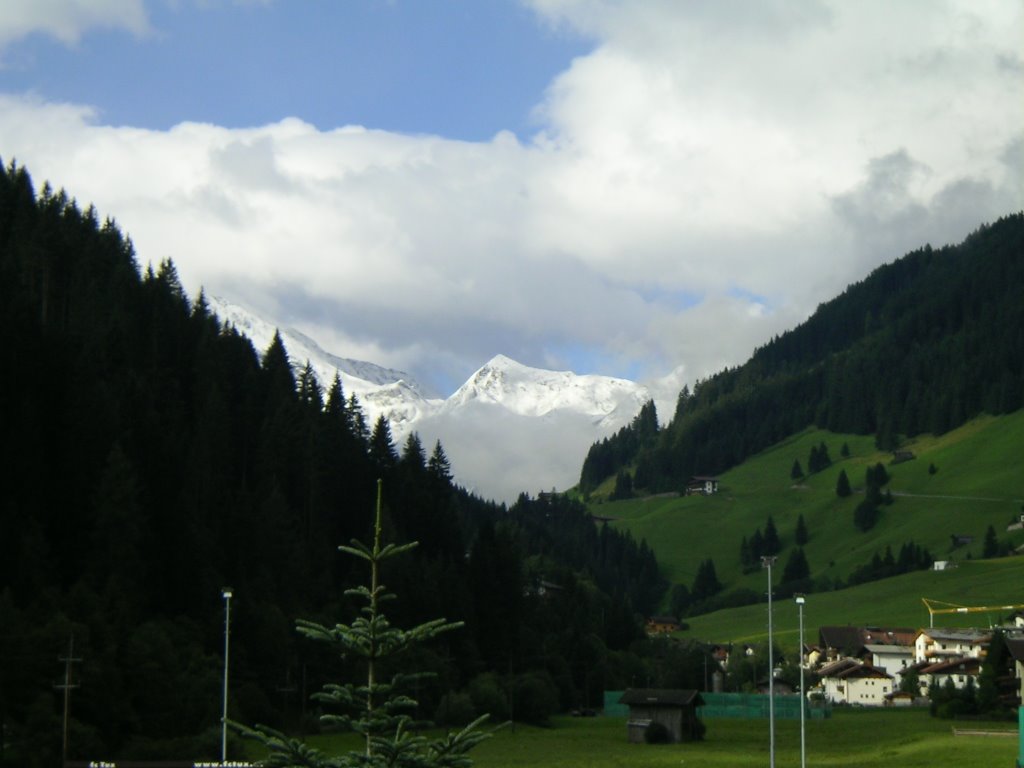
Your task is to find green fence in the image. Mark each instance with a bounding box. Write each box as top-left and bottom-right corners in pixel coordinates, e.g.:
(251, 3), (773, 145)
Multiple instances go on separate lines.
(603, 691), (629, 717)
(700, 692), (830, 720)
(603, 691), (830, 720)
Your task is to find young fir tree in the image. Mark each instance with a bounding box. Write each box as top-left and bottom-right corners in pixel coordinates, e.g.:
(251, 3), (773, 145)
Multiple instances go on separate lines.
(762, 516), (781, 556)
(835, 469), (852, 498)
(236, 480), (490, 767)
(794, 514), (809, 546)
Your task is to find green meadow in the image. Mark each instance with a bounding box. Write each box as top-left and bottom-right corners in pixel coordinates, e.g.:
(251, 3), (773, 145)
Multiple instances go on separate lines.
(595, 411), (1024, 605)
(685, 556), (1024, 650)
(273, 710), (1019, 768)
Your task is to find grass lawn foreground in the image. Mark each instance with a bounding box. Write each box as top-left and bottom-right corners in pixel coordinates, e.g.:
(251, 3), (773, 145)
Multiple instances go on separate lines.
(470, 710), (1016, 768)
(283, 709), (1018, 768)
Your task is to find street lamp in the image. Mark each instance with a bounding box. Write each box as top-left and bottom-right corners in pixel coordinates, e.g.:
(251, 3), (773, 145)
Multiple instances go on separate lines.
(795, 595), (806, 768)
(761, 556), (776, 768)
(221, 587), (233, 764)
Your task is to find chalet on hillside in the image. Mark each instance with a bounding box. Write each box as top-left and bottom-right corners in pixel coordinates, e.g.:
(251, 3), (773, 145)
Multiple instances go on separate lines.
(891, 450), (916, 464)
(523, 578), (564, 599)
(685, 476), (719, 496)
(646, 616), (681, 635)
(619, 688), (705, 743)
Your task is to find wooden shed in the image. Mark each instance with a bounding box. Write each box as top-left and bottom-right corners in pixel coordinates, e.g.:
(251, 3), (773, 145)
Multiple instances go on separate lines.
(619, 688), (705, 743)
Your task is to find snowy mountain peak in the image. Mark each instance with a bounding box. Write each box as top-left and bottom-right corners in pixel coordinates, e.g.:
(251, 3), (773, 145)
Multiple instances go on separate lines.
(207, 296), (661, 502)
(208, 295), (441, 432)
(450, 354), (651, 423)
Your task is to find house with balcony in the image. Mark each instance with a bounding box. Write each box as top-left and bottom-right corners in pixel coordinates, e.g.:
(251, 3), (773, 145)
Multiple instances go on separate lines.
(913, 628), (991, 664)
(816, 658), (894, 706)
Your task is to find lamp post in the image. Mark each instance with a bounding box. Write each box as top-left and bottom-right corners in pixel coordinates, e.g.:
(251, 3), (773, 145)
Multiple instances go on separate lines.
(795, 595), (806, 768)
(221, 587), (233, 764)
(761, 556), (776, 768)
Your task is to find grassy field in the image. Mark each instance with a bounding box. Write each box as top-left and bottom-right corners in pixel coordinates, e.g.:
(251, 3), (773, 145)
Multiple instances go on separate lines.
(593, 411), (1024, 601)
(684, 555), (1024, 651)
(268, 710), (1020, 768)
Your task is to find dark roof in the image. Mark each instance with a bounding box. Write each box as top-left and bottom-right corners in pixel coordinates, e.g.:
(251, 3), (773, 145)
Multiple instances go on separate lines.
(619, 688), (704, 707)
(819, 625), (917, 654)
(819, 626), (866, 654)
(920, 657), (981, 675)
(1005, 638), (1024, 664)
(818, 659), (892, 680)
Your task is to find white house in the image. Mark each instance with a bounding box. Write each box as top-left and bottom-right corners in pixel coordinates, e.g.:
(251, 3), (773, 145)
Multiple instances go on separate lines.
(864, 643), (914, 681)
(685, 476), (719, 495)
(917, 656), (982, 693)
(1006, 637), (1024, 704)
(817, 658), (894, 706)
(914, 628), (990, 664)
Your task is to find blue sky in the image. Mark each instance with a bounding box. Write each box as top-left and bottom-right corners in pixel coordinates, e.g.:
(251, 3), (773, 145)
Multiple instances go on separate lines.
(0, 1), (1021, 398)
(1, 2), (590, 140)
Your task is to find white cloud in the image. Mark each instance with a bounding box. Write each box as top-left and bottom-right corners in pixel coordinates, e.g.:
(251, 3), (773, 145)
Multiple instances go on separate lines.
(0, 0), (150, 50)
(1, 0), (1021, 394)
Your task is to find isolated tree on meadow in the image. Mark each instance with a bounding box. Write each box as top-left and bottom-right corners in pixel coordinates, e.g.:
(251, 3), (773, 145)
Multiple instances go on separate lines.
(781, 547), (811, 585)
(982, 525), (998, 559)
(794, 514), (809, 546)
(835, 469), (851, 498)
(691, 559), (722, 602)
(763, 516), (781, 556)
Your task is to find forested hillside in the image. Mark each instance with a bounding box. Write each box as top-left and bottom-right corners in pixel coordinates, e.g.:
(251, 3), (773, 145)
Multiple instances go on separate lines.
(580, 213), (1024, 494)
(0, 161), (666, 763)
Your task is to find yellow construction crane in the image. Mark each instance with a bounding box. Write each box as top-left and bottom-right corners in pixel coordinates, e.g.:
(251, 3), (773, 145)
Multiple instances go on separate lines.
(921, 598), (1024, 628)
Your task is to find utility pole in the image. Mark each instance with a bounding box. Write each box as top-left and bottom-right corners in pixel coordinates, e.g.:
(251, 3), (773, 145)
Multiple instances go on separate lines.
(761, 556), (777, 768)
(222, 587), (233, 765)
(795, 595), (807, 768)
(55, 634), (82, 767)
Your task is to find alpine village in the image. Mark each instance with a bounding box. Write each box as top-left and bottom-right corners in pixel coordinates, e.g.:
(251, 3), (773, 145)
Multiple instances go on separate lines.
(2, 160), (1024, 767)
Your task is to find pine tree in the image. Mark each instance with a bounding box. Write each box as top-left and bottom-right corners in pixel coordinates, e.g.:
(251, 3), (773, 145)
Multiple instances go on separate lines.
(691, 559), (722, 602)
(763, 516), (780, 556)
(794, 514), (809, 546)
(790, 459), (803, 480)
(835, 469), (851, 498)
(982, 525), (998, 558)
(236, 480), (491, 766)
(611, 469), (634, 500)
(428, 441), (453, 484)
(369, 415), (398, 475)
(781, 547), (810, 584)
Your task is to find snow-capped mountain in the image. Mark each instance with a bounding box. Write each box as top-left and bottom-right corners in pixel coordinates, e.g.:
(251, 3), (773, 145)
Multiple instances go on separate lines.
(447, 354), (650, 426)
(210, 297), (656, 503)
(209, 295), (443, 430)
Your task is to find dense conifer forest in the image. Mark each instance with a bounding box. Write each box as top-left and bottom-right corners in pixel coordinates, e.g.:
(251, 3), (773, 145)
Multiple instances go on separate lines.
(0, 161), (665, 763)
(580, 212), (1024, 494)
